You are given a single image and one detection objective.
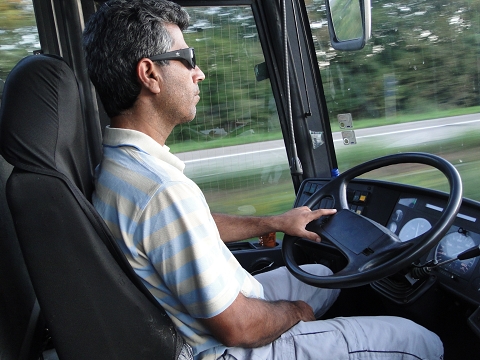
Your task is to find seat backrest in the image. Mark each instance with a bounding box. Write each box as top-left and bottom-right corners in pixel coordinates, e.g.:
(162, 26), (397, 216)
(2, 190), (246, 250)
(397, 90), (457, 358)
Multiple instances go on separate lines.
(0, 157), (44, 360)
(0, 54), (186, 360)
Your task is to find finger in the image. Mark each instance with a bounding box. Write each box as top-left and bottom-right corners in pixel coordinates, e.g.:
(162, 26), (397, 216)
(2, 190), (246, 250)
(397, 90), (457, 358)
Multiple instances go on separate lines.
(309, 208), (337, 220)
(300, 229), (322, 243)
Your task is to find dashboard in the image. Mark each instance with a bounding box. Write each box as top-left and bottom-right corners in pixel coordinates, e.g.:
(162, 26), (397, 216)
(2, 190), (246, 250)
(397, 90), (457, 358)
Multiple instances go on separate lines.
(228, 176), (480, 346)
(295, 178), (480, 306)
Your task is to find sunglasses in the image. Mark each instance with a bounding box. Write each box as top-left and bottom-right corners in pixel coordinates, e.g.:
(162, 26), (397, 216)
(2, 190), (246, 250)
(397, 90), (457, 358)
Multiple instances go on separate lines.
(148, 47), (196, 69)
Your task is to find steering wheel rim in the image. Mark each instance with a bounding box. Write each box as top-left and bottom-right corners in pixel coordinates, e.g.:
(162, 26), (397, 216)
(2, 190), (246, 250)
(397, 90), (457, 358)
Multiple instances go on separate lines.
(282, 152), (463, 288)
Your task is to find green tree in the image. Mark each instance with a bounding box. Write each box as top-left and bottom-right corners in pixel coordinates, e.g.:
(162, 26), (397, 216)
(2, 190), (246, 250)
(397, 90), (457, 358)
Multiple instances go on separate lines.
(0, 0), (38, 82)
(312, 0), (480, 123)
(167, 6), (278, 146)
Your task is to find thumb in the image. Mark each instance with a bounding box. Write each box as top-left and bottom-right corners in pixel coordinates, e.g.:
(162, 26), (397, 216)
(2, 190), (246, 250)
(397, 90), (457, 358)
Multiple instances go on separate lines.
(300, 228), (322, 243)
(303, 208), (337, 242)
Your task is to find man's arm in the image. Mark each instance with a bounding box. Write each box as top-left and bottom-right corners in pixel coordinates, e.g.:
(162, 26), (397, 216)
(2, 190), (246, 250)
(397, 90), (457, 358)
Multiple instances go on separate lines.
(200, 292), (315, 348)
(213, 206), (337, 243)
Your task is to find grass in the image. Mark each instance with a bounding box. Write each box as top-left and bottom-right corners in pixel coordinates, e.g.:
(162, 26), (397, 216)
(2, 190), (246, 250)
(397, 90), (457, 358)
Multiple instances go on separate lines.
(168, 131), (282, 153)
(338, 125), (480, 199)
(330, 106), (480, 131)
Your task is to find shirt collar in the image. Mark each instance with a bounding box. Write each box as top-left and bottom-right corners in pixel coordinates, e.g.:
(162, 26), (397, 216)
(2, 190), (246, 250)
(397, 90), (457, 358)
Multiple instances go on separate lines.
(102, 126), (185, 172)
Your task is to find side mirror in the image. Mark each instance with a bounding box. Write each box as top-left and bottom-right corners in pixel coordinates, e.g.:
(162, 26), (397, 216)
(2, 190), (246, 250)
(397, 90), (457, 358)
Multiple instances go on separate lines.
(325, 0), (371, 51)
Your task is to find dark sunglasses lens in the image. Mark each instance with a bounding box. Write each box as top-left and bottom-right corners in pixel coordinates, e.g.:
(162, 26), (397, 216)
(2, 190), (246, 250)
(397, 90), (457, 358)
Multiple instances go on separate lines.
(189, 48), (196, 68)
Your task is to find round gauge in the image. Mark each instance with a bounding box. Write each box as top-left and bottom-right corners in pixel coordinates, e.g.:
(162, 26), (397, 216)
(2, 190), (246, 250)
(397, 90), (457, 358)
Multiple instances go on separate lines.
(398, 218), (431, 242)
(392, 209), (403, 222)
(435, 231), (476, 275)
(388, 222), (397, 233)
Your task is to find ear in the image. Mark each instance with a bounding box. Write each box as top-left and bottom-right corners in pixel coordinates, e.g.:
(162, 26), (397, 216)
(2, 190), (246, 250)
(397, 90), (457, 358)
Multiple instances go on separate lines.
(136, 58), (162, 94)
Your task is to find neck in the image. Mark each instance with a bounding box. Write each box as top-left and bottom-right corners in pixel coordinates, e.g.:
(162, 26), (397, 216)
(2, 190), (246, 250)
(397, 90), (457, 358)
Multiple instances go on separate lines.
(110, 102), (173, 146)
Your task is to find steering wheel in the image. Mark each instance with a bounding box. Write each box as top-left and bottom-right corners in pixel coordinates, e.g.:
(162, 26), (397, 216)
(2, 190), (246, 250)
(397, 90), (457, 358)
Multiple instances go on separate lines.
(283, 152), (463, 288)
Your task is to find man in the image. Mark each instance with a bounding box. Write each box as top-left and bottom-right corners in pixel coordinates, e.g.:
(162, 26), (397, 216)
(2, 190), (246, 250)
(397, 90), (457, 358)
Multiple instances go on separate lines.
(83, 1), (444, 359)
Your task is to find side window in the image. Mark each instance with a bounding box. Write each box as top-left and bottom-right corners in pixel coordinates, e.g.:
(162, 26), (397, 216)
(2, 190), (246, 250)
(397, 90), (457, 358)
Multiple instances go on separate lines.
(168, 6), (295, 219)
(0, 0), (39, 102)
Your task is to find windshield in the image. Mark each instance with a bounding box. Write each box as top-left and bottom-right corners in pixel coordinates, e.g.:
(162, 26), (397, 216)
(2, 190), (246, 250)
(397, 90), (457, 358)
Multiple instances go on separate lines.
(2, 0), (478, 222)
(169, 5), (295, 218)
(307, 0), (480, 202)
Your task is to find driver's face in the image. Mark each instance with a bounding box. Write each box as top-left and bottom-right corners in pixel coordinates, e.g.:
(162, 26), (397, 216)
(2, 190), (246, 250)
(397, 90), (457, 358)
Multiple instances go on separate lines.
(155, 24), (205, 126)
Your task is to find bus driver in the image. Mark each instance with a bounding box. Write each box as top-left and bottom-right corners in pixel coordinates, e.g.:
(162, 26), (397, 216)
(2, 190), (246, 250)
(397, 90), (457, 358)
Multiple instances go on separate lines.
(83, 0), (444, 359)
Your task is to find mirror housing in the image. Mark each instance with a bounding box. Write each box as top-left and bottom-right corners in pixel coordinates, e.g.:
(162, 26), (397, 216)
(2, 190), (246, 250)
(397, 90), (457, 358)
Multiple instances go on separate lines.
(325, 0), (371, 51)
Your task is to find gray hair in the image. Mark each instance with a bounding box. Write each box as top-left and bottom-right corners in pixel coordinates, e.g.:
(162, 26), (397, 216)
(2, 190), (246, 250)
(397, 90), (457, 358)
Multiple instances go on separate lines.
(83, 0), (189, 117)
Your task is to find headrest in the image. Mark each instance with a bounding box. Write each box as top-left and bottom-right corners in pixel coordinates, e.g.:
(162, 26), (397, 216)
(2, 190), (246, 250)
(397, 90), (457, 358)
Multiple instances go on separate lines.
(0, 54), (94, 197)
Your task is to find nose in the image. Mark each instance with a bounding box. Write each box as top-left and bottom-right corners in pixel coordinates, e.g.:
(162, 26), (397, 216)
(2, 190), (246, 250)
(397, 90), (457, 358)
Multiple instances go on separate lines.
(194, 65), (205, 82)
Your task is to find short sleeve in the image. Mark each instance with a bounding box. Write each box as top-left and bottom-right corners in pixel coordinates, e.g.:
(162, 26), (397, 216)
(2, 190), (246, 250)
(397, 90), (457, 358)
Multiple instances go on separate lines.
(136, 178), (245, 318)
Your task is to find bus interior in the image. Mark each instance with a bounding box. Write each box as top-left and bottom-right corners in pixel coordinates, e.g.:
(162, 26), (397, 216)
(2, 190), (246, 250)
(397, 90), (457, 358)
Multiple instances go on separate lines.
(1, 0), (480, 359)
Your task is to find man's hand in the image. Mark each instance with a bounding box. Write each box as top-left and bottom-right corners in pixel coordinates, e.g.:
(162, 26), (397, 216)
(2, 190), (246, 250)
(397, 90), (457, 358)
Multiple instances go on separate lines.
(293, 299), (317, 322)
(213, 206), (336, 243)
(200, 293), (315, 348)
(273, 206), (337, 242)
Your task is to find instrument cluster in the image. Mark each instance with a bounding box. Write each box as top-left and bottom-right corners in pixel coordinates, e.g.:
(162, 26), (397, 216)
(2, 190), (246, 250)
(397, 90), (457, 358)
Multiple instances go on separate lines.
(386, 195), (480, 304)
(297, 178), (480, 305)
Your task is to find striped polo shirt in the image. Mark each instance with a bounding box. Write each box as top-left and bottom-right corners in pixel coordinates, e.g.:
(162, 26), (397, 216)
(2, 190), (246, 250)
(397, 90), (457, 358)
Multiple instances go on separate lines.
(92, 127), (264, 359)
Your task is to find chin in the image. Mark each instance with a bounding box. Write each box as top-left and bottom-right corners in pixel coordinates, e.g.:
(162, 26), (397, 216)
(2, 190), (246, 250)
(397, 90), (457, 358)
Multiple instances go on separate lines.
(182, 115), (196, 124)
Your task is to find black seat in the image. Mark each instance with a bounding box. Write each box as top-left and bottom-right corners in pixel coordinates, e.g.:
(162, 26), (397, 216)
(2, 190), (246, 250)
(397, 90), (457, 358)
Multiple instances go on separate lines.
(0, 54), (187, 360)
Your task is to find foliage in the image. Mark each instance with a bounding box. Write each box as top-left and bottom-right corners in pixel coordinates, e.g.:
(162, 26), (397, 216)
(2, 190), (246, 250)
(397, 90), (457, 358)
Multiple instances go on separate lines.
(2, 1), (480, 132)
(169, 0), (480, 149)
(167, 6), (280, 146)
(313, 0), (480, 123)
(0, 0), (38, 82)
(1, 0), (480, 211)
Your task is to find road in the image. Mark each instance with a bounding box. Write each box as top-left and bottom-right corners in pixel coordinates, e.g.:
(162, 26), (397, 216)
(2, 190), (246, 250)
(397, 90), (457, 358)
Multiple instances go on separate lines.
(333, 113), (480, 145)
(176, 114), (480, 181)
